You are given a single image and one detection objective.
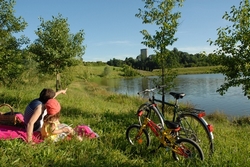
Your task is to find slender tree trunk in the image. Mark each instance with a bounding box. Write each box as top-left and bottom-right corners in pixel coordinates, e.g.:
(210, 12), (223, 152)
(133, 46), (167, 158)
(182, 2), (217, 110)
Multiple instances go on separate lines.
(161, 52), (165, 117)
(56, 73), (61, 92)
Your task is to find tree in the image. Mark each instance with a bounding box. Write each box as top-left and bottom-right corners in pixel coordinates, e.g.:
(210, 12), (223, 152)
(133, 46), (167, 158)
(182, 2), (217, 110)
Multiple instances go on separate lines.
(136, 0), (183, 114)
(0, 0), (29, 86)
(124, 57), (135, 67)
(208, 0), (250, 97)
(29, 14), (85, 91)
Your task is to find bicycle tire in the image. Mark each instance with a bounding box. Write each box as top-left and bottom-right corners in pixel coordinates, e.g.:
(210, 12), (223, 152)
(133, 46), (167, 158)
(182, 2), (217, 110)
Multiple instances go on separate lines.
(176, 113), (214, 157)
(137, 103), (150, 126)
(172, 138), (204, 161)
(126, 124), (150, 151)
(137, 103), (165, 129)
(137, 104), (166, 149)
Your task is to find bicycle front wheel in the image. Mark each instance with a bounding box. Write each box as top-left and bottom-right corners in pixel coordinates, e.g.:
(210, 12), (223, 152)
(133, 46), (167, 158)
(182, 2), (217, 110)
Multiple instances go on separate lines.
(176, 113), (214, 157)
(172, 138), (204, 161)
(126, 124), (150, 152)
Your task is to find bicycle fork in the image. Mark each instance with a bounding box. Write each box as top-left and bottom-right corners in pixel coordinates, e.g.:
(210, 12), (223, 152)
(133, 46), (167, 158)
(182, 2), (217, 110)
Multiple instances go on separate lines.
(135, 123), (147, 145)
(137, 118), (164, 146)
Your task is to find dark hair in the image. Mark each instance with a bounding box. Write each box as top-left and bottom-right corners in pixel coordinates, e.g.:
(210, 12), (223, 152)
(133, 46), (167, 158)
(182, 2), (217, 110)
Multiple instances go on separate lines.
(39, 88), (56, 103)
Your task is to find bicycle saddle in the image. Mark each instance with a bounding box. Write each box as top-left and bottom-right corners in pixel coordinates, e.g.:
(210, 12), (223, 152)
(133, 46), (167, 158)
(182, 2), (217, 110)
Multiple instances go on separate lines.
(169, 92), (185, 99)
(164, 120), (180, 129)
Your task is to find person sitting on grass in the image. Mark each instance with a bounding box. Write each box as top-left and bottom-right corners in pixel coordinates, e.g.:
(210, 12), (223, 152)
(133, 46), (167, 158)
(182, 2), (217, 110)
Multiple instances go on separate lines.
(41, 98), (78, 142)
(24, 88), (67, 144)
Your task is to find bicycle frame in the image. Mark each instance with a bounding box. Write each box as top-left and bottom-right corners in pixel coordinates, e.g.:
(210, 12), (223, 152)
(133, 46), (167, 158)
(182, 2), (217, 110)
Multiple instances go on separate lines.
(138, 116), (180, 151)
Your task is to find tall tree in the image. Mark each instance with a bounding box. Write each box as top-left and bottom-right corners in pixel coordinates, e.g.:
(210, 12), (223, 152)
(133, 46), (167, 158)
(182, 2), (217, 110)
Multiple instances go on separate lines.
(0, 0), (29, 86)
(136, 0), (183, 114)
(209, 0), (250, 97)
(29, 14), (85, 91)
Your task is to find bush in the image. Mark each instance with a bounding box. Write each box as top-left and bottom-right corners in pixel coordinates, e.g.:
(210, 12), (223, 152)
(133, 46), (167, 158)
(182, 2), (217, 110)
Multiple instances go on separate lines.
(232, 116), (250, 126)
(100, 66), (111, 77)
(121, 65), (139, 77)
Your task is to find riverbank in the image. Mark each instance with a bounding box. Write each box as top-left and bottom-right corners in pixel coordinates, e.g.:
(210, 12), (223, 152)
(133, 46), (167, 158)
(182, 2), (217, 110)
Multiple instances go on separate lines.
(83, 65), (220, 79)
(151, 66), (219, 75)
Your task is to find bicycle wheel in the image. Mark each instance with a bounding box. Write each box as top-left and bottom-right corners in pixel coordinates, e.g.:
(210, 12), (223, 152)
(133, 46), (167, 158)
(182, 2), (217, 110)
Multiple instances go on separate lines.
(126, 124), (150, 151)
(172, 138), (204, 161)
(137, 103), (150, 126)
(137, 103), (166, 149)
(137, 103), (164, 129)
(176, 113), (214, 157)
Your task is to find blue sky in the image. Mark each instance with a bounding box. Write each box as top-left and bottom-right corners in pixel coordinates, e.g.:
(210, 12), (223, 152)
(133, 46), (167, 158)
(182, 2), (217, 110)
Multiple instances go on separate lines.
(14, 0), (240, 62)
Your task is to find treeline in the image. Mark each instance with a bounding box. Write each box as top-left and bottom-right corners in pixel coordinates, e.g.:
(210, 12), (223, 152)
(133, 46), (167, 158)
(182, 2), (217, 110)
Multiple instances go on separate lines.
(107, 48), (219, 71)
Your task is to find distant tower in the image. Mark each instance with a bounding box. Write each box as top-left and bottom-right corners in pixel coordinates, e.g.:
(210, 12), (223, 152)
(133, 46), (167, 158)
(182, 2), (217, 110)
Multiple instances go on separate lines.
(141, 49), (148, 58)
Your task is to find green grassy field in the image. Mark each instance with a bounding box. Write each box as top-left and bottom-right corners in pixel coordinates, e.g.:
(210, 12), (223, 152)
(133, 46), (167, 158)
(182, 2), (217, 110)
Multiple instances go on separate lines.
(84, 65), (219, 77)
(0, 64), (249, 167)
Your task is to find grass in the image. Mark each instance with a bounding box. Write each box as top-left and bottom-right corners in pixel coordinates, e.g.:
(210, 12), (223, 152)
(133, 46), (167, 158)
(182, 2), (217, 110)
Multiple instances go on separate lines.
(175, 66), (218, 75)
(0, 64), (249, 166)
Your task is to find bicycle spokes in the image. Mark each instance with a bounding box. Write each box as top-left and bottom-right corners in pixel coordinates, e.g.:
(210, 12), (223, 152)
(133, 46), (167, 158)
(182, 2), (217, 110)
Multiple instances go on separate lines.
(133, 129), (145, 143)
(135, 135), (144, 144)
(175, 144), (192, 158)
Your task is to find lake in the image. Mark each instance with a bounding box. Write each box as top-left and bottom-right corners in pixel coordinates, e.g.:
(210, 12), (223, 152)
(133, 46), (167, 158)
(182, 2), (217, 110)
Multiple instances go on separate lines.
(99, 73), (250, 117)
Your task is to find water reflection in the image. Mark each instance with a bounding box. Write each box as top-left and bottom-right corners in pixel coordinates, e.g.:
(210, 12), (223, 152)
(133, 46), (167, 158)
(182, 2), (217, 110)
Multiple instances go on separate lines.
(101, 74), (249, 116)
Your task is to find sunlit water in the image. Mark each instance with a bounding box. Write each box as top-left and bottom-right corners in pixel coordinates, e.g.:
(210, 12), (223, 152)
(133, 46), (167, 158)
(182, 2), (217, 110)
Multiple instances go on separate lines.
(99, 73), (250, 117)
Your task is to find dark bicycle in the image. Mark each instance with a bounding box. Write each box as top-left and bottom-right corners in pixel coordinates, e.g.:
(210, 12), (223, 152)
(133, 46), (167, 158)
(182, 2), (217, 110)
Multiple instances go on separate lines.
(126, 107), (204, 161)
(136, 85), (214, 157)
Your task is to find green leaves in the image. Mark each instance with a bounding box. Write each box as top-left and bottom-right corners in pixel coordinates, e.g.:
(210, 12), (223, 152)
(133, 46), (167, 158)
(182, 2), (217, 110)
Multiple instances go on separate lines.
(29, 14), (85, 76)
(0, 0), (29, 87)
(27, 14), (86, 90)
(210, 0), (250, 96)
(136, 0), (183, 86)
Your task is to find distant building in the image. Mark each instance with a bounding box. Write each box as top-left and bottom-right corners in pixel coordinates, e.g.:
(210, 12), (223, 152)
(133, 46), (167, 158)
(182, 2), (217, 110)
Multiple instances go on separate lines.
(136, 48), (148, 61)
(140, 48), (147, 57)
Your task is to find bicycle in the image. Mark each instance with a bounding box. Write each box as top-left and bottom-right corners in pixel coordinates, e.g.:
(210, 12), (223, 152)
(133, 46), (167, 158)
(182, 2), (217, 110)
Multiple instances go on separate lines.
(126, 108), (204, 161)
(136, 85), (214, 157)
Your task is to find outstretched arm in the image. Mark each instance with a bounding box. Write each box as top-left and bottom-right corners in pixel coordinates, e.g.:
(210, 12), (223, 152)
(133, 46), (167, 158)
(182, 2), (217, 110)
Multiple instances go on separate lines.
(54, 88), (68, 98)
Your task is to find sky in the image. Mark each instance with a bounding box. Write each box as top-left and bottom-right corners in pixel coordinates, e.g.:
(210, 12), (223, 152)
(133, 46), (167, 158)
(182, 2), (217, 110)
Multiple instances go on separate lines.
(13, 0), (241, 62)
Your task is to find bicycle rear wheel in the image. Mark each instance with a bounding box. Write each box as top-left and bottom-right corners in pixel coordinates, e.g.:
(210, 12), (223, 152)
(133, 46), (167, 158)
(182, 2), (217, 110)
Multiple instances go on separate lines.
(126, 124), (150, 152)
(137, 103), (165, 149)
(172, 138), (204, 161)
(176, 113), (214, 157)
(137, 103), (164, 129)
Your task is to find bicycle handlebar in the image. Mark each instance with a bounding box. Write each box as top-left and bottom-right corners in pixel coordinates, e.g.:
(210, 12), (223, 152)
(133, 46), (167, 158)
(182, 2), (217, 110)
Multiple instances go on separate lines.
(137, 85), (167, 95)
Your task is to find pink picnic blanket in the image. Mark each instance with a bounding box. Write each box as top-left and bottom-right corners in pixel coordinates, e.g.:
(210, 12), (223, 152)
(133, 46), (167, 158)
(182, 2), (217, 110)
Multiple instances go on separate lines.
(0, 114), (43, 143)
(0, 125), (43, 143)
(0, 114), (98, 143)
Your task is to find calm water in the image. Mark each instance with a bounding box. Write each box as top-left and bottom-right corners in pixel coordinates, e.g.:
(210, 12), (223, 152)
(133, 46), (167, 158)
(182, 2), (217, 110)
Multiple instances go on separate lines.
(100, 73), (250, 117)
